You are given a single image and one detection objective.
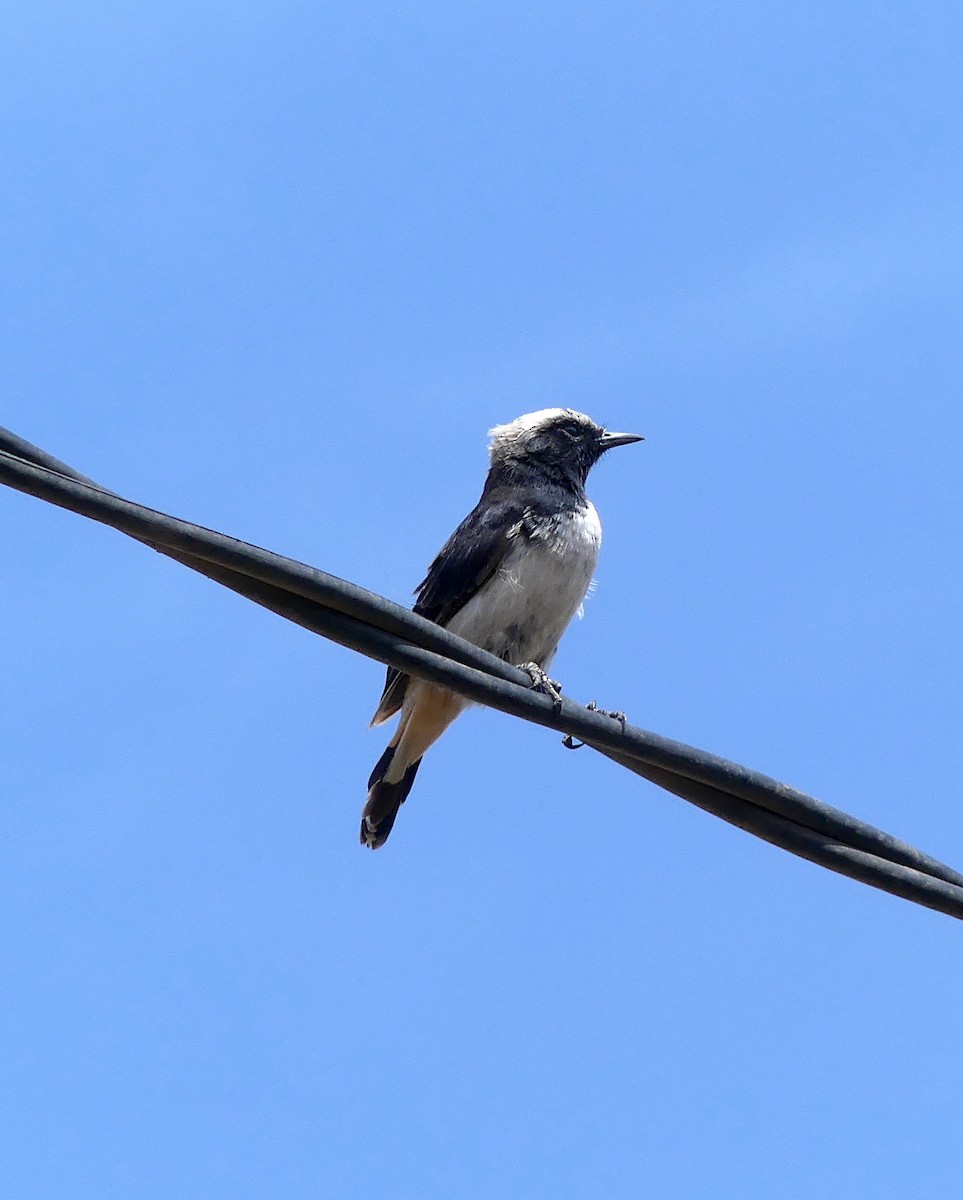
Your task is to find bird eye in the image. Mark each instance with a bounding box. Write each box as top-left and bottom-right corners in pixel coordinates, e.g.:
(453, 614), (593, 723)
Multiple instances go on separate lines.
(557, 420), (581, 438)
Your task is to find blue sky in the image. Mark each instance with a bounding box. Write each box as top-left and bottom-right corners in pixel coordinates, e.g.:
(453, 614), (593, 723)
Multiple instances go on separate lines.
(2, 3), (962, 1196)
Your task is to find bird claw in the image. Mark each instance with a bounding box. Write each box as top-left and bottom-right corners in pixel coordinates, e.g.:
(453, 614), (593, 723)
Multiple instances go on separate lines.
(520, 661), (564, 715)
(587, 700), (627, 731)
(561, 701), (627, 750)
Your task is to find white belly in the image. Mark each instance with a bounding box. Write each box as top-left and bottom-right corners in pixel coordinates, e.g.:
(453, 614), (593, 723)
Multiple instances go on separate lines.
(446, 502), (602, 667)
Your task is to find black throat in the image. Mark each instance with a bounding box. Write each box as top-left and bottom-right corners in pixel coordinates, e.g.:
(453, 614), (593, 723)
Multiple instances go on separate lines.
(483, 455), (588, 511)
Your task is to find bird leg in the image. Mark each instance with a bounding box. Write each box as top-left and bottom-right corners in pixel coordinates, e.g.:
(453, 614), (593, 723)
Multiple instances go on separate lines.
(561, 700), (627, 750)
(519, 661), (564, 715)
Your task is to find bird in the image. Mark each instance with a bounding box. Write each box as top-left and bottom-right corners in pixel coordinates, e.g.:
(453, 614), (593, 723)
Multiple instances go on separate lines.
(361, 407), (643, 848)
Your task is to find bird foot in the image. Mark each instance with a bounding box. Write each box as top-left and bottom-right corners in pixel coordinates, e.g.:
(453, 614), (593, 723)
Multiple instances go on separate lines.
(562, 701), (627, 750)
(520, 662), (564, 715)
(587, 700), (627, 730)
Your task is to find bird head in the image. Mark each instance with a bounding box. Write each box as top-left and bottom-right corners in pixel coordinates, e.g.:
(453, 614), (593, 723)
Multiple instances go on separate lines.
(488, 409), (643, 488)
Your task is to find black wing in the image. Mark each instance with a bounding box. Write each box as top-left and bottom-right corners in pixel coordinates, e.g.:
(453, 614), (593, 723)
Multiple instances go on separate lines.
(370, 491), (530, 724)
(413, 492), (531, 624)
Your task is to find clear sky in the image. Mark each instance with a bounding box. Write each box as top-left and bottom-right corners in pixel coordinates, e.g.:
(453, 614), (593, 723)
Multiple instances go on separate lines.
(2, 3), (962, 1197)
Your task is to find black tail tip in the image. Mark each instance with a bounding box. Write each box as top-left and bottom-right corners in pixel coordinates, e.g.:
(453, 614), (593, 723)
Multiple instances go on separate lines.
(360, 805), (401, 849)
(360, 756), (422, 849)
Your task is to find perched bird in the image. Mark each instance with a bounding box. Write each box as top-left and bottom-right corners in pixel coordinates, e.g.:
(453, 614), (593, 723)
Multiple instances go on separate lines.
(361, 408), (642, 848)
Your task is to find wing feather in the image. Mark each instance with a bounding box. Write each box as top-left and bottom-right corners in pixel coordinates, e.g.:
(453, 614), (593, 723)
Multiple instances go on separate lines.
(370, 492), (528, 725)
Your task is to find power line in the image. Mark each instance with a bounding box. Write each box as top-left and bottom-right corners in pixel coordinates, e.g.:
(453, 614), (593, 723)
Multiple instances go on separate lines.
(2, 424), (961, 920)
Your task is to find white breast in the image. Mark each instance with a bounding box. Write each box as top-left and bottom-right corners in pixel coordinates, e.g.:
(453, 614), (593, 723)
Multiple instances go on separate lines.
(447, 501), (602, 668)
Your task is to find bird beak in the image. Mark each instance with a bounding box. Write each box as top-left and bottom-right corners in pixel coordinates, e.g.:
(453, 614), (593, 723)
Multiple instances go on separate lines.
(598, 430), (644, 452)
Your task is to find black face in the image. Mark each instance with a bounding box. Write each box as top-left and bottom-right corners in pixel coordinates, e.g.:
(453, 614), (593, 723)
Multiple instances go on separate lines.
(522, 414), (612, 485)
(494, 409), (642, 491)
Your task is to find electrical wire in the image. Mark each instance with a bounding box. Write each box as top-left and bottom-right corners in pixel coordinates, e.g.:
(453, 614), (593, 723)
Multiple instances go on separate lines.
(2, 425), (961, 920)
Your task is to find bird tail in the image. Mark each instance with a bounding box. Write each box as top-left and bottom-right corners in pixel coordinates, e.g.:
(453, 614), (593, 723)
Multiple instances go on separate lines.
(360, 744), (422, 849)
(361, 682), (466, 849)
